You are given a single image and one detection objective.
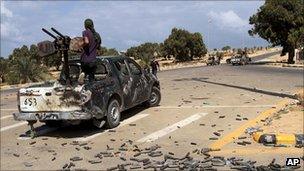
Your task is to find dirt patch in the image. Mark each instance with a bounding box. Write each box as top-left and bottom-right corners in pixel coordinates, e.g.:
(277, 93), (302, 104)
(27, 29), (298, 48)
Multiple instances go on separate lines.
(261, 104), (303, 135)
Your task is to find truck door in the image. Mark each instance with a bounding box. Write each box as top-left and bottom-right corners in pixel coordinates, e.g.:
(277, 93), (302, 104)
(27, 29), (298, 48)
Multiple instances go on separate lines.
(126, 59), (148, 105)
(113, 59), (133, 109)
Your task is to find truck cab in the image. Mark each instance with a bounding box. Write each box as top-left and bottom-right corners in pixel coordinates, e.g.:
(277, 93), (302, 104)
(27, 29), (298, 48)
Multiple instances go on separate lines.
(13, 56), (161, 136)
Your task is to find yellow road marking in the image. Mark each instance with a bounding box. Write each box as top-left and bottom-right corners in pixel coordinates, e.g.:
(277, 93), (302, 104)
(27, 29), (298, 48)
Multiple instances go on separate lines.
(209, 99), (290, 149)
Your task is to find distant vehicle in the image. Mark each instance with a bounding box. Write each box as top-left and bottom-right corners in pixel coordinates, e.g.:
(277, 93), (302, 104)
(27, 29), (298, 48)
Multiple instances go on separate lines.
(206, 57), (220, 66)
(13, 56), (161, 134)
(226, 58), (231, 64)
(230, 55), (251, 65)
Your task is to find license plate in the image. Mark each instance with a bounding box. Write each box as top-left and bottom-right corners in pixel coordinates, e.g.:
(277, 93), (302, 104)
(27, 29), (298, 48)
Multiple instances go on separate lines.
(24, 98), (37, 106)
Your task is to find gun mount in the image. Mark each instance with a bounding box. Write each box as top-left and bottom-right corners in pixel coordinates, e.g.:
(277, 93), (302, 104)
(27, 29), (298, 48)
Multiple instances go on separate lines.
(38, 28), (71, 85)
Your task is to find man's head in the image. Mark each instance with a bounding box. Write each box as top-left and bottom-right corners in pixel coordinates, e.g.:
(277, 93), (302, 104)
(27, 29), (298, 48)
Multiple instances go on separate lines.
(84, 18), (94, 30)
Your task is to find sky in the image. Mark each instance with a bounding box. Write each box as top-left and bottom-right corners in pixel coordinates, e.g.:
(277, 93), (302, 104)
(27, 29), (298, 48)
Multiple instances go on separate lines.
(1, 0), (269, 58)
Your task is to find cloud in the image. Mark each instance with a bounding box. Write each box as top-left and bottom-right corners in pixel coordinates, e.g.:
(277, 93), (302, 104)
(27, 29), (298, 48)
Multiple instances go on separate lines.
(1, 2), (13, 18)
(1, 1), (268, 57)
(0, 2), (24, 43)
(208, 10), (248, 31)
(123, 39), (141, 47)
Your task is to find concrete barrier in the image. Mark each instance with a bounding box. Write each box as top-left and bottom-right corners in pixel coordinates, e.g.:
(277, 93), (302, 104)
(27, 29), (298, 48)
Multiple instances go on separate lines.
(253, 132), (303, 145)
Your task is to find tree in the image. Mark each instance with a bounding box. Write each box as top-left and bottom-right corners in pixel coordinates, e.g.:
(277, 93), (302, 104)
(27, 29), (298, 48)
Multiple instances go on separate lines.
(0, 57), (9, 83)
(103, 48), (119, 56)
(6, 45), (48, 84)
(97, 46), (119, 56)
(215, 51), (224, 60)
(126, 42), (160, 60)
(249, 0), (304, 63)
(43, 53), (62, 70)
(189, 32), (207, 58)
(163, 28), (207, 61)
(125, 46), (138, 58)
(222, 46), (231, 51)
(163, 28), (191, 61)
(29, 44), (41, 64)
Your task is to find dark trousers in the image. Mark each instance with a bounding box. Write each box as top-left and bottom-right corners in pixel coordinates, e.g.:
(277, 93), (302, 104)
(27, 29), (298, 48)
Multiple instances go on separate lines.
(81, 62), (96, 82)
(152, 69), (157, 78)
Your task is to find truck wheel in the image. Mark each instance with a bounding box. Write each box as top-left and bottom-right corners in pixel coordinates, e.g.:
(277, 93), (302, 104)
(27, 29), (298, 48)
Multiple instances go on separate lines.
(147, 86), (161, 107)
(105, 99), (121, 129)
(45, 120), (62, 127)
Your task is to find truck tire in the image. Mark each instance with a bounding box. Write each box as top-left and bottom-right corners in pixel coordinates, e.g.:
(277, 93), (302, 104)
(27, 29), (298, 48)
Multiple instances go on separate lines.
(147, 86), (161, 107)
(105, 99), (121, 129)
(45, 120), (62, 127)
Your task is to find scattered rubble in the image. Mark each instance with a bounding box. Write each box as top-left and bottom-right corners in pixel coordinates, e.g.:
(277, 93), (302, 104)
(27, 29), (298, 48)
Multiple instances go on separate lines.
(245, 126), (263, 135)
(29, 141), (36, 145)
(81, 141), (300, 171)
(13, 153), (20, 157)
(23, 162), (33, 167)
(213, 132), (221, 137)
(70, 156), (83, 162)
(219, 115), (225, 119)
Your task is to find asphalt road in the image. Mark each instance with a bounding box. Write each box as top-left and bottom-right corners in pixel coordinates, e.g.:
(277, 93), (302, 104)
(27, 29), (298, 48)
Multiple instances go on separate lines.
(0, 57), (303, 170)
(251, 51), (281, 62)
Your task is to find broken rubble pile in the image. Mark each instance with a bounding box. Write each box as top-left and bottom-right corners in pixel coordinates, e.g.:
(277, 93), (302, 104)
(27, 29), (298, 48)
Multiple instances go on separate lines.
(61, 140), (302, 171)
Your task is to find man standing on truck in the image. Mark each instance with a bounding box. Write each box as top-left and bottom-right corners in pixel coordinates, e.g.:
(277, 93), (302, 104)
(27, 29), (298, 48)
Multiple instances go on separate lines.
(80, 18), (101, 82)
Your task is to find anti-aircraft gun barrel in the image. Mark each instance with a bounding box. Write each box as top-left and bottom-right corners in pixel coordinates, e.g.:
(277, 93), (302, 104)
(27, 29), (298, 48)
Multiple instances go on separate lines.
(42, 28), (57, 40)
(51, 27), (65, 38)
(40, 27), (71, 86)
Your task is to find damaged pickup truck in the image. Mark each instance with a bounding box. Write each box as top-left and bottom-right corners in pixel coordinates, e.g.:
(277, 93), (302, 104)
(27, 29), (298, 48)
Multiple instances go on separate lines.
(13, 56), (161, 135)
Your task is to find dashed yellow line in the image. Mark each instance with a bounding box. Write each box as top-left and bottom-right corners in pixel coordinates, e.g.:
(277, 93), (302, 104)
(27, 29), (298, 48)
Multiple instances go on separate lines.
(209, 99), (290, 150)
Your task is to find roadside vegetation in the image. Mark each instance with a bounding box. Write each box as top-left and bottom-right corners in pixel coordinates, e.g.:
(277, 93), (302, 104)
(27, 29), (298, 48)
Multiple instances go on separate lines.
(0, 27), (271, 86)
(0, 45), (119, 85)
(249, 0), (303, 64)
(1, 0), (302, 85)
(126, 28), (208, 64)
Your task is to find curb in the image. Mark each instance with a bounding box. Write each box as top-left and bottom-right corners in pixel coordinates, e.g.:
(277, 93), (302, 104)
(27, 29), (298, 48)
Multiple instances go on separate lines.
(282, 64), (304, 68)
(265, 63), (304, 68)
(252, 133), (304, 145)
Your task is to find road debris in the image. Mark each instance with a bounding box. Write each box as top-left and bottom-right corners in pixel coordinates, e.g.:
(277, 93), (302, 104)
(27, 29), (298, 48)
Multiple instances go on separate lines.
(29, 141), (36, 145)
(13, 153), (20, 157)
(24, 162), (33, 167)
(70, 156), (83, 162)
(213, 132), (221, 137)
(83, 146), (92, 150)
(245, 126), (263, 135)
(190, 142), (197, 145)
